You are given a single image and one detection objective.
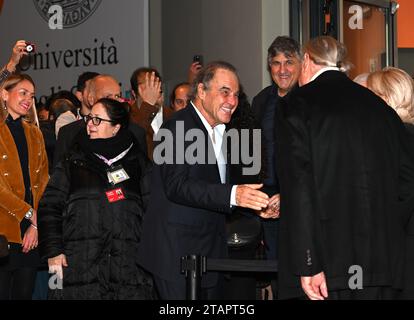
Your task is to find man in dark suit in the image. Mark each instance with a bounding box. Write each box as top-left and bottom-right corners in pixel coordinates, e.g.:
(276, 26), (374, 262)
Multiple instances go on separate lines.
(138, 61), (270, 300)
(251, 36), (302, 298)
(275, 36), (414, 300)
(53, 74), (147, 166)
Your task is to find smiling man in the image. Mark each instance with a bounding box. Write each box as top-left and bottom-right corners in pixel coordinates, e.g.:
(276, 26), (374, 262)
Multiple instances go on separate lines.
(251, 36), (302, 298)
(138, 61), (270, 299)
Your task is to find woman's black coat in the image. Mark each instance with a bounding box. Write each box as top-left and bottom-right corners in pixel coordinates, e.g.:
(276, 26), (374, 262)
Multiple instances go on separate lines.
(38, 136), (154, 299)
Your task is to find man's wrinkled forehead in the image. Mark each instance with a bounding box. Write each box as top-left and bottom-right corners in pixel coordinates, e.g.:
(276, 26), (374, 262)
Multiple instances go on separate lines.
(272, 51), (301, 61)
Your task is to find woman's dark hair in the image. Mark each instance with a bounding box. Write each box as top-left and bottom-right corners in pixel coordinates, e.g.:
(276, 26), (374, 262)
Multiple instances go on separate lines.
(95, 98), (130, 129)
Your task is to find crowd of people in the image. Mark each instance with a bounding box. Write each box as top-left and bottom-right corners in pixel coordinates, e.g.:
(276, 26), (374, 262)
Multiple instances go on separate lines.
(1, 34), (414, 300)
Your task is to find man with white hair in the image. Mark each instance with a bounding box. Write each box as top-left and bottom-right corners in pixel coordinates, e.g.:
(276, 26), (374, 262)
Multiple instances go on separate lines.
(275, 36), (414, 300)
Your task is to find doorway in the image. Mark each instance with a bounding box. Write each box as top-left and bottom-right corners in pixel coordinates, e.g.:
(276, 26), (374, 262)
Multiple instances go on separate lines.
(290, 0), (398, 79)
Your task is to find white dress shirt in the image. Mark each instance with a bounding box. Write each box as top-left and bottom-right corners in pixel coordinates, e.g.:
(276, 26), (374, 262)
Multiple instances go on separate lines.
(191, 102), (237, 206)
(310, 66), (340, 82)
(151, 106), (163, 135)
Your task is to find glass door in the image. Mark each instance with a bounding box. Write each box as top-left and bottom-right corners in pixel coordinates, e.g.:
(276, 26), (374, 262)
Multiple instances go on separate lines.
(339, 0), (398, 79)
(290, 0), (398, 79)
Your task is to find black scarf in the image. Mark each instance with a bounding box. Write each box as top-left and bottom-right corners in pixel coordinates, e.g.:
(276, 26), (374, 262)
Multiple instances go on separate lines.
(78, 128), (134, 161)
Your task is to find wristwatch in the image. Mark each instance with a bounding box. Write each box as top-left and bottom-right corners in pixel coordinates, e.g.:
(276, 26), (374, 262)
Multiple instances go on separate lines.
(25, 208), (34, 220)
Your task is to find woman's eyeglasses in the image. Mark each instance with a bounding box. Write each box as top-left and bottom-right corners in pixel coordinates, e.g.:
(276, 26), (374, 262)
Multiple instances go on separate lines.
(84, 114), (114, 126)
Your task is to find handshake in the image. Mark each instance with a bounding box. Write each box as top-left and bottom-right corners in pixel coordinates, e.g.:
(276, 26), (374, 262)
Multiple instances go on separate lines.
(235, 184), (280, 219)
(258, 193), (280, 219)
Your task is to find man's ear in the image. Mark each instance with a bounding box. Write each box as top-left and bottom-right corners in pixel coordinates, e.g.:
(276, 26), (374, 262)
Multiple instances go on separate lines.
(113, 124), (121, 135)
(303, 53), (309, 67)
(75, 91), (83, 103)
(197, 83), (206, 100)
(87, 91), (95, 108)
(300, 53), (310, 74)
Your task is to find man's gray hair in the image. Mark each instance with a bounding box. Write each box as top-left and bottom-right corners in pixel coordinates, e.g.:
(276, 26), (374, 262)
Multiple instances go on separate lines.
(267, 36), (302, 67)
(190, 61), (239, 100)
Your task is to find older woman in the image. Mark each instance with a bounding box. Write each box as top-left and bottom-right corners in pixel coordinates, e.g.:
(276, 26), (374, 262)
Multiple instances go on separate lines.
(367, 67), (414, 125)
(0, 74), (49, 299)
(367, 67), (414, 299)
(38, 98), (154, 299)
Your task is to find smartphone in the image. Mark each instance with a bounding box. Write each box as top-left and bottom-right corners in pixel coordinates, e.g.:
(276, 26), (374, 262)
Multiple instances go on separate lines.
(193, 55), (203, 66)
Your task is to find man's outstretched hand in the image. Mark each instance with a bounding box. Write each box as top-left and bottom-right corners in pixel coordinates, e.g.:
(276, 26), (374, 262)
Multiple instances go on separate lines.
(236, 184), (269, 211)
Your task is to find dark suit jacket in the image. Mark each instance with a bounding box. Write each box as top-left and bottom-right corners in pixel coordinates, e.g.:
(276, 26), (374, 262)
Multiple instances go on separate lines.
(129, 101), (174, 161)
(275, 71), (414, 298)
(138, 104), (233, 288)
(251, 85), (276, 126)
(53, 119), (148, 167)
(251, 84), (280, 197)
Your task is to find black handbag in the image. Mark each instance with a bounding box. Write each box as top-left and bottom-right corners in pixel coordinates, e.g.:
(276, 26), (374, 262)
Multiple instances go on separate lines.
(226, 212), (262, 249)
(0, 234), (9, 258)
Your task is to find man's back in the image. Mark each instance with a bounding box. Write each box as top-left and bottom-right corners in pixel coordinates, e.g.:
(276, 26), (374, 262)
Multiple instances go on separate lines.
(276, 70), (414, 298)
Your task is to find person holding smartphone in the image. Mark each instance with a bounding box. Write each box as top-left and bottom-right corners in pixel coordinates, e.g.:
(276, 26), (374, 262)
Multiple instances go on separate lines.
(188, 55), (203, 84)
(0, 40), (29, 85)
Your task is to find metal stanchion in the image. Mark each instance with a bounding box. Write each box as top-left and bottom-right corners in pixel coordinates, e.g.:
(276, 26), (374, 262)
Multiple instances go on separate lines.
(181, 255), (207, 300)
(181, 255), (278, 300)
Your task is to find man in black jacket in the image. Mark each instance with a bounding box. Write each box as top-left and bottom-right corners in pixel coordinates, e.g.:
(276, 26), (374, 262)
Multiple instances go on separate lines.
(276, 36), (414, 300)
(138, 61), (270, 299)
(251, 36), (302, 298)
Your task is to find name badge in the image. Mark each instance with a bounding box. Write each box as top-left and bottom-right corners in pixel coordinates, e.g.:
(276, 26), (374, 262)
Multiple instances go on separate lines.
(105, 188), (126, 203)
(107, 166), (130, 185)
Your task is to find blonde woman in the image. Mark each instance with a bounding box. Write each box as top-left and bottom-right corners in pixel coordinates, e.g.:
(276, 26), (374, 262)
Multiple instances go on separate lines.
(0, 74), (48, 299)
(367, 67), (414, 125)
(367, 67), (414, 299)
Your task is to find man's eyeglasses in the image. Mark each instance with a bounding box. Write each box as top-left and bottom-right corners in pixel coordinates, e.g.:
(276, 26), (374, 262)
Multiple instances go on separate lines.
(84, 114), (115, 126)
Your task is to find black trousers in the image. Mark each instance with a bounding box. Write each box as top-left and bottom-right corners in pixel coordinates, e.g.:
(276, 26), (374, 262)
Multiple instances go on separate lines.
(0, 267), (37, 300)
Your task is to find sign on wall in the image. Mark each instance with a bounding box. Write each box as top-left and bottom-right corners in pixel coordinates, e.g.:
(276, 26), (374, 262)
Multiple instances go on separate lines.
(0, 0), (149, 104)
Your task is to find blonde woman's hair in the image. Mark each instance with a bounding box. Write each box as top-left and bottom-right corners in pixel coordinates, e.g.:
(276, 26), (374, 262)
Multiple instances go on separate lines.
(367, 67), (414, 124)
(0, 74), (37, 124)
(303, 36), (352, 73)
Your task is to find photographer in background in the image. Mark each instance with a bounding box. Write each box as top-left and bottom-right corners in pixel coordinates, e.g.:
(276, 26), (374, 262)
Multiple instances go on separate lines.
(0, 40), (29, 85)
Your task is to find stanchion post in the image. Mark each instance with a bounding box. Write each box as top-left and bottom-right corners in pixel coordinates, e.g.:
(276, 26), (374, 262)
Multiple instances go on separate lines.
(181, 255), (207, 300)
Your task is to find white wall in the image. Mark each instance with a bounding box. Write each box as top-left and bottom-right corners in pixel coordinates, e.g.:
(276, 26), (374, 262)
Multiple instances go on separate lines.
(150, 0), (163, 73)
(0, 0), (149, 103)
(261, 0), (290, 88)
